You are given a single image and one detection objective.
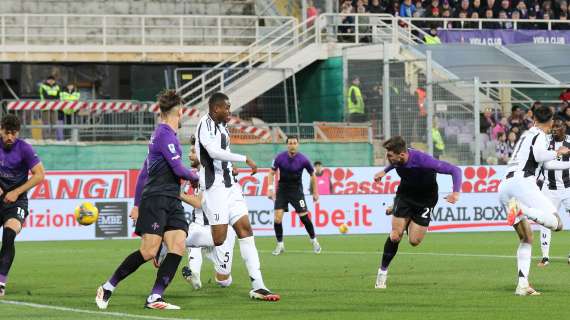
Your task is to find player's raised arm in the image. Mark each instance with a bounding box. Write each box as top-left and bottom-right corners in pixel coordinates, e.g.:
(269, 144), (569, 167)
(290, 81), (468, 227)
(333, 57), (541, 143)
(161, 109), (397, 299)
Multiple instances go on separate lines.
(532, 132), (559, 162)
(374, 164), (394, 182)
(417, 153), (462, 204)
(158, 134), (198, 183)
(543, 159), (570, 170)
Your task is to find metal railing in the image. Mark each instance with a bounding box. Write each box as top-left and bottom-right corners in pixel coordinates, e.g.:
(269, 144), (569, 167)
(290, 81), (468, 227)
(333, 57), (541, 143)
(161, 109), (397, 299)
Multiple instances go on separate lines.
(402, 17), (570, 31)
(176, 15), (318, 107)
(0, 14), (294, 49)
(1, 99), (372, 143)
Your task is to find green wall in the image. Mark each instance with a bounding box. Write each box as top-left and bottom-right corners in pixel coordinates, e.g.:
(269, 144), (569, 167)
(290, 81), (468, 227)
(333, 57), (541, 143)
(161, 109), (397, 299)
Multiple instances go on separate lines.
(296, 57), (344, 122)
(35, 142), (373, 170)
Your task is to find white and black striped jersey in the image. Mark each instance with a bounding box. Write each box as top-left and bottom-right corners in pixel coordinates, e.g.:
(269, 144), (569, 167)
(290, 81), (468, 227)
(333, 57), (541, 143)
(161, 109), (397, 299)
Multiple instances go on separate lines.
(539, 135), (570, 190)
(195, 114), (246, 190)
(506, 126), (557, 177)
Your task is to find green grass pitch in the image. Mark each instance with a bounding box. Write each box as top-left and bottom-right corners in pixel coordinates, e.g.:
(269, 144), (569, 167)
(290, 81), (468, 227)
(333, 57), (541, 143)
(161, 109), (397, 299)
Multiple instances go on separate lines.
(1, 232), (570, 319)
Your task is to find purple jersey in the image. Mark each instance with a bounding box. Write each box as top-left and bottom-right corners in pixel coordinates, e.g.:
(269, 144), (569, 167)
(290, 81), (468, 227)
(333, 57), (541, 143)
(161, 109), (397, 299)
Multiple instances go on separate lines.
(384, 149), (461, 207)
(271, 151), (314, 190)
(0, 139), (41, 202)
(140, 124), (197, 200)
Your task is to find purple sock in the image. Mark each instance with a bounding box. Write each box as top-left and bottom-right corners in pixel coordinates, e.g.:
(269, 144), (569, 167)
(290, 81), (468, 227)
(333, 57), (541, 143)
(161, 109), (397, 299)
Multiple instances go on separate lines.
(108, 250), (146, 287)
(150, 253), (182, 297)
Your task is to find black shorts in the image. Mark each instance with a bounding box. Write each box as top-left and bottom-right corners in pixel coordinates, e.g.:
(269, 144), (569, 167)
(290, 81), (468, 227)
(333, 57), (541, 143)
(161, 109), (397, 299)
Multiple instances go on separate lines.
(275, 188), (308, 213)
(135, 196), (188, 236)
(0, 200), (29, 225)
(392, 195), (433, 227)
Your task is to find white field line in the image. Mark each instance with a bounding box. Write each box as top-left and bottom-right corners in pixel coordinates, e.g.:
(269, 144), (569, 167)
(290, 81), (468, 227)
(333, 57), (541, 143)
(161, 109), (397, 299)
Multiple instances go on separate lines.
(259, 249), (570, 260)
(0, 300), (195, 320)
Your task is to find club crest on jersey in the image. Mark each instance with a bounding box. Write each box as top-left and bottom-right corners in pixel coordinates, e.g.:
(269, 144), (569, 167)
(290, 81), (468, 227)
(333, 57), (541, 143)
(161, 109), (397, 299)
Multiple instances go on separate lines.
(168, 144), (176, 154)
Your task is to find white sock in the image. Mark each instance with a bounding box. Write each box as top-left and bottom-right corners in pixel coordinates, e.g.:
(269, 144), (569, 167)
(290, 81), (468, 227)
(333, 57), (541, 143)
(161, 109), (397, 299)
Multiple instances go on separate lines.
(147, 293), (161, 303)
(102, 281), (115, 292)
(310, 237), (318, 243)
(238, 236), (266, 290)
(517, 243), (532, 288)
(519, 204), (559, 230)
(185, 224), (214, 247)
(188, 247), (203, 275)
(378, 268), (387, 275)
(540, 226), (551, 259)
(215, 275), (233, 288)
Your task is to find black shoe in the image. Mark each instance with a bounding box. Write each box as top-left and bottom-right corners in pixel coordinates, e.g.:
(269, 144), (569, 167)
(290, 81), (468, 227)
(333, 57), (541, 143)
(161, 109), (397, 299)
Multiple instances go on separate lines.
(0, 284), (5, 297)
(181, 266), (193, 279)
(537, 257), (550, 267)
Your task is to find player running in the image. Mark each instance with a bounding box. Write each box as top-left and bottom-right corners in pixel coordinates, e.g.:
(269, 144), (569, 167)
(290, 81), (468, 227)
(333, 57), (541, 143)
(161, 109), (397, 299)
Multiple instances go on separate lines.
(267, 136), (320, 256)
(0, 114), (45, 297)
(186, 92), (280, 301)
(499, 105), (570, 296)
(536, 117), (570, 267)
(96, 90), (199, 310)
(373, 136), (462, 289)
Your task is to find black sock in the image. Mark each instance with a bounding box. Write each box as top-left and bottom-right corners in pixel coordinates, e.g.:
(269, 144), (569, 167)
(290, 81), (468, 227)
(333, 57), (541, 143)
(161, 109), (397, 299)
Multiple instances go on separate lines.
(0, 228), (17, 282)
(108, 250), (147, 287)
(381, 237), (400, 270)
(150, 253), (182, 298)
(274, 222), (283, 242)
(300, 215), (316, 239)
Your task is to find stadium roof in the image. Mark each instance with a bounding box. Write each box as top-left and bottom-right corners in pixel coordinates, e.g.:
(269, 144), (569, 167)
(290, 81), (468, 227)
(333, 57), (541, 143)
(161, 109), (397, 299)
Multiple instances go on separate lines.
(413, 44), (570, 84)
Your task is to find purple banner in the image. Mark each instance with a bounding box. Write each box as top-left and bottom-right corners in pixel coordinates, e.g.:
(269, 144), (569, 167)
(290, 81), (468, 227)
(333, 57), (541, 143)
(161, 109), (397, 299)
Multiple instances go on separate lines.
(438, 29), (570, 45)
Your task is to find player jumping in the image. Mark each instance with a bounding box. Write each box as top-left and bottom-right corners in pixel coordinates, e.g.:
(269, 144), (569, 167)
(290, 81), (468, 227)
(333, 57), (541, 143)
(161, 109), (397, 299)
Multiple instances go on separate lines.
(0, 114), (45, 297)
(373, 136), (462, 289)
(96, 90), (199, 310)
(267, 136), (320, 255)
(499, 105), (570, 295)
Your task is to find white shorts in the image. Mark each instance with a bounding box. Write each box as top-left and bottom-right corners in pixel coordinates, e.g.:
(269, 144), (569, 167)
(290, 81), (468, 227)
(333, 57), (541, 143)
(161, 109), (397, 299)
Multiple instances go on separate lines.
(498, 174), (557, 224)
(541, 188), (570, 213)
(202, 183), (248, 226)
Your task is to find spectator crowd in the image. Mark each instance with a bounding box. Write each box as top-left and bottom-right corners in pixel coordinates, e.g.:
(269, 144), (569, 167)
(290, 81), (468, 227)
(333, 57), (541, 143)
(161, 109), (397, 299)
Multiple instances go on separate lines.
(339, 0), (570, 29)
(480, 95), (570, 165)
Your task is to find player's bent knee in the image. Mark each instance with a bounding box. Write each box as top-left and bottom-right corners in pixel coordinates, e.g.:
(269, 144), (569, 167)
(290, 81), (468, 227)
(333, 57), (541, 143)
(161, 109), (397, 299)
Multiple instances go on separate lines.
(213, 236), (227, 247)
(389, 232), (403, 243)
(140, 247), (159, 261)
(409, 238), (422, 247)
(4, 219), (22, 234)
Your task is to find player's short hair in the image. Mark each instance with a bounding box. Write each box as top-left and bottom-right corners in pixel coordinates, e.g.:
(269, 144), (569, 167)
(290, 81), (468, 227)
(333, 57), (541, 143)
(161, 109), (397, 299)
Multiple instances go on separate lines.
(383, 136), (407, 154)
(1, 114), (21, 132)
(208, 92), (229, 110)
(553, 115), (567, 125)
(533, 105), (553, 123)
(190, 134), (196, 145)
(286, 136), (299, 143)
(314, 161), (322, 166)
(157, 89), (182, 114)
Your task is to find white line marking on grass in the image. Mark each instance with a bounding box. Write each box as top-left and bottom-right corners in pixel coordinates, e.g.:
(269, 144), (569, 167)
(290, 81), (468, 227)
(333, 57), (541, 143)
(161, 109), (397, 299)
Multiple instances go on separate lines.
(0, 300), (194, 320)
(259, 249), (569, 261)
